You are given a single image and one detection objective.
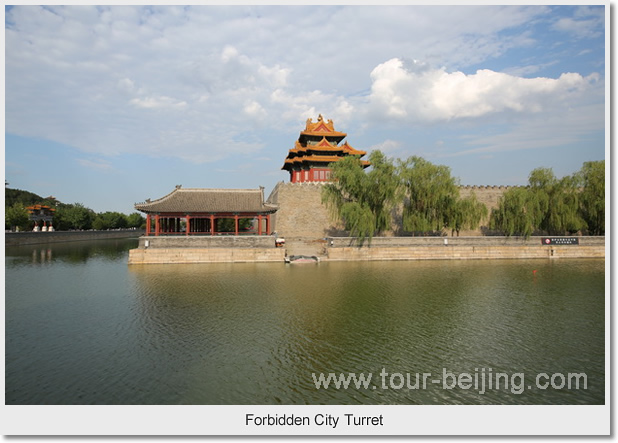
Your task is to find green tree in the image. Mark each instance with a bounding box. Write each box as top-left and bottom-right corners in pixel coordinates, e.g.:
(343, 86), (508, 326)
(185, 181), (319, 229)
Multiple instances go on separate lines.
(322, 150), (399, 243)
(528, 168), (585, 235)
(579, 160), (605, 235)
(549, 175), (586, 235)
(449, 192), (488, 236)
(93, 212), (128, 230)
(5, 203), (29, 231)
(491, 166), (587, 237)
(398, 156), (458, 235)
(490, 186), (539, 237)
(126, 212), (146, 229)
(5, 188), (45, 207)
(56, 203), (94, 230)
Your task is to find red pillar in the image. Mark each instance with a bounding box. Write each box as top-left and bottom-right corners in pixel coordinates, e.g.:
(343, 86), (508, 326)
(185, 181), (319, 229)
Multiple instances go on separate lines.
(234, 215), (239, 236)
(155, 215), (160, 236)
(146, 214), (151, 236)
(210, 214), (215, 236)
(186, 215), (191, 236)
(257, 215), (262, 235)
(266, 214), (271, 235)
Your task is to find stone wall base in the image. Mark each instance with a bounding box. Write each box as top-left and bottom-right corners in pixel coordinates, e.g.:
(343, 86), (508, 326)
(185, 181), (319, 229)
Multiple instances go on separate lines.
(128, 247), (286, 264)
(327, 245), (605, 261)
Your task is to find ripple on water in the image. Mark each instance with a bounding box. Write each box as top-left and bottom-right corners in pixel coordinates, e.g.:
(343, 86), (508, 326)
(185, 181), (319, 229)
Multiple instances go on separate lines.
(5, 248), (605, 405)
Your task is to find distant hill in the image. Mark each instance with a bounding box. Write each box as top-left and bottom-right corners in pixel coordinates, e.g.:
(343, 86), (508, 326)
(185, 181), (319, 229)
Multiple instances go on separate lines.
(5, 188), (55, 207)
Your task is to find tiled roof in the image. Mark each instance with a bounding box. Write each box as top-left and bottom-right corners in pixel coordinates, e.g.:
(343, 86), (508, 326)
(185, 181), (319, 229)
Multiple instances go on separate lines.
(341, 141), (367, 156)
(135, 187), (278, 214)
(281, 115), (371, 171)
(300, 114), (347, 139)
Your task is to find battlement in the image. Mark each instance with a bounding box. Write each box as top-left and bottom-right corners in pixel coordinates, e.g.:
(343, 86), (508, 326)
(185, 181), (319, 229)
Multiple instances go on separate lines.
(459, 185), (522, 190)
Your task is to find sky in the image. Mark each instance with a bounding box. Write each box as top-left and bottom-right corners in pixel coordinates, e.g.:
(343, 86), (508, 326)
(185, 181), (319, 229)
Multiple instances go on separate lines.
(5, 4), (607, 214)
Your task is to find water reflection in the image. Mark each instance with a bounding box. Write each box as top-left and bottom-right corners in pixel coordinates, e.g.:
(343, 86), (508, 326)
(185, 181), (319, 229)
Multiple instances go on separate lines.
(6, 240), (605, 405)
(30, 247), (53, 264)
(6, 239), (138, 267)
(127, 259), (604, 405)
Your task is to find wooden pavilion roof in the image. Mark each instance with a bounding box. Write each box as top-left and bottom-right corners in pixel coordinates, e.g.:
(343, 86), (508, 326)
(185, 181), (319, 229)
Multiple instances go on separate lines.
(134, 186), (278, 214)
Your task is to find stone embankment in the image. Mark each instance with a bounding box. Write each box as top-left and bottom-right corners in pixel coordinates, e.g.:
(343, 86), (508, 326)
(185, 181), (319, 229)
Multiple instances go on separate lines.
(128, 235), (285, 264)
(326, 236), (605, 261)
(6, 229), (144, 246)
(127, 235), (604, 264)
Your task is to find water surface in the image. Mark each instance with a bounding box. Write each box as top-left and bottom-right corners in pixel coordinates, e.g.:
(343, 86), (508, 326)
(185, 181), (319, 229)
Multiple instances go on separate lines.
(5, 240), (605, 404)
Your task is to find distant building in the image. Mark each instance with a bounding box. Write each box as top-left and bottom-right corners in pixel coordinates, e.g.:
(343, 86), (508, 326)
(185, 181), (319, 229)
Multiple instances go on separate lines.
(281, 114), (369, 183)
(27, 204), (55, 232)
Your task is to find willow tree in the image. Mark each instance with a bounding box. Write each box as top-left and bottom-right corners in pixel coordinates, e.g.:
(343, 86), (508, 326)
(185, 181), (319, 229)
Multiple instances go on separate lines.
(579, 160), (605, 235)
(398, 156), (458, 235)
(489, 186), (540, 237)
(449, 192), (488, 236)
(491, 167), (586, 237)
(528, 167), (585, 235)
(321, 150), (398, 243)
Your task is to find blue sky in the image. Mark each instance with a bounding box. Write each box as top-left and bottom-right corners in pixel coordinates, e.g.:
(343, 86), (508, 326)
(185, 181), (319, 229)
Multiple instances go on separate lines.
(5, 4), (606, 214)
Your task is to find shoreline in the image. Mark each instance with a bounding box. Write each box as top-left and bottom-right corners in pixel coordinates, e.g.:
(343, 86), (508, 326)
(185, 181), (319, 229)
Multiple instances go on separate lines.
(6, 229), (144, 246)
(127, 235), (605, 264)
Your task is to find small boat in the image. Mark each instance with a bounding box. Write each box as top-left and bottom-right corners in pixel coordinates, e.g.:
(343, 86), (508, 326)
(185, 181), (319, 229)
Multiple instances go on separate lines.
(285, 255), (319, 264)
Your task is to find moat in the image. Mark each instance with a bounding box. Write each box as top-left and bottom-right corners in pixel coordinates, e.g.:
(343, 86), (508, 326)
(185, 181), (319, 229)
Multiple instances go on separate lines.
(6, 239), (605, 405)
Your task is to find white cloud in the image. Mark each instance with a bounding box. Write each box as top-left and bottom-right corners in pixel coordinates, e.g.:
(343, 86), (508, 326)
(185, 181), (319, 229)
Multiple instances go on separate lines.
(367, 58), (599, 122)
(552, 6), (604, 39)
(553, 17), (603, 39)
(243, 100), (265, 118)
(367, 139), (402, 156)
(129, 96), (187, 109)
(444, 102), (604, 158)
(4, 5), (604, 169)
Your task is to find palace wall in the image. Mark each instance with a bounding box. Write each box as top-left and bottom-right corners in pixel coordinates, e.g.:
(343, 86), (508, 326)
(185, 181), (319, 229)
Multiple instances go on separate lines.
(267, 182), (518, 239)
(267, 181), (344, 239)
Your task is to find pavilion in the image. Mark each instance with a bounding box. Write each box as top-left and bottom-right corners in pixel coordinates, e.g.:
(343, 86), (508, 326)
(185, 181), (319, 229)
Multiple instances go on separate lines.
(134, 186), (277, 236)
